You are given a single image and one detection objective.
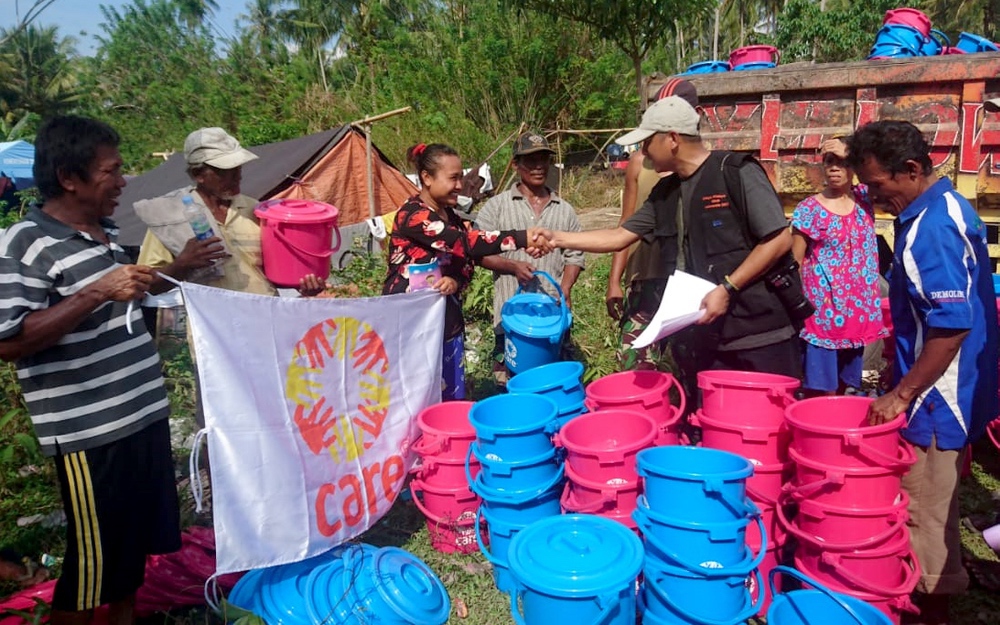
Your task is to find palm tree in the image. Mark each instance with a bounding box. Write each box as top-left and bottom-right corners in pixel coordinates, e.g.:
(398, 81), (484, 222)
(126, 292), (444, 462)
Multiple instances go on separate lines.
(240, 0), (290, 61)
(172, 0), (220, 29)
(0, 25), (80, 121)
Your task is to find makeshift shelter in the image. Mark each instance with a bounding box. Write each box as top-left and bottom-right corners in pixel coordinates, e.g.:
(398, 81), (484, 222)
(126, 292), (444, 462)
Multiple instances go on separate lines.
(0, 140), (35, 189)
(115, 125), (417, 265)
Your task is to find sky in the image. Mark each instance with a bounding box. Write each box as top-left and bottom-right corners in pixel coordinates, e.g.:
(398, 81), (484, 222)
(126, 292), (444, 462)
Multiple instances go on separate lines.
(1, 0), (248, 54)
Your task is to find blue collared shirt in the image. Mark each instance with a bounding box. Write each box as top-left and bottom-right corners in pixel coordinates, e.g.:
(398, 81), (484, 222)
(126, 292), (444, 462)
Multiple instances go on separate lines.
(890, 177), (999, 449)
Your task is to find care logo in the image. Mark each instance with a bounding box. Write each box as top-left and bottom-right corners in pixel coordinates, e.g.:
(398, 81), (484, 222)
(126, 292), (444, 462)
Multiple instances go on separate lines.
(285, 316), (405, 537)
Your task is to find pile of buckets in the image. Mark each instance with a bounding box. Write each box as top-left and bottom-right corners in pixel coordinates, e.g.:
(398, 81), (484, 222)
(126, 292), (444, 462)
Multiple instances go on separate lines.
(467, 393), (565, 592)
(226, 543), (450, 625)
(507, 360), (587, 428)
(868, 7), (998, 59)
(781, 396), (919, 623)
(633, 446), (765, 625)
(679, 45), (780, 75)
(409, 401), (482, 554)
(690, 370), (799, 614)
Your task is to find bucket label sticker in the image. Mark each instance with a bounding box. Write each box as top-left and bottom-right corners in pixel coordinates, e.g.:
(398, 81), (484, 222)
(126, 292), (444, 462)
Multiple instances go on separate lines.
(746, 572), (757, 597)
(699, 560), (724, 569)
(749, 458), (762, 466)
(485, 453), (503, 462)
(504, 338), (518, 369)
(606, 477), (629, 486)
(455, 528), (477, 547)
(457, 510), (475, 522)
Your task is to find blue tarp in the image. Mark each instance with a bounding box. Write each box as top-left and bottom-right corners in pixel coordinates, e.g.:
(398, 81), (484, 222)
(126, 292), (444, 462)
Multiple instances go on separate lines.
(0, 140), (34, 189)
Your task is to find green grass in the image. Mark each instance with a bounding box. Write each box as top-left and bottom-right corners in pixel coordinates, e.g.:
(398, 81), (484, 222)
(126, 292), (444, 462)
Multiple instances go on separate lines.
(4, 250), (1000, 625)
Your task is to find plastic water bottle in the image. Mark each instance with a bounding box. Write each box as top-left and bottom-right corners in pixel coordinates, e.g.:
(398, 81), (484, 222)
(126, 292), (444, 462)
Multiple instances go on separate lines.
(182, 195), (214, 241)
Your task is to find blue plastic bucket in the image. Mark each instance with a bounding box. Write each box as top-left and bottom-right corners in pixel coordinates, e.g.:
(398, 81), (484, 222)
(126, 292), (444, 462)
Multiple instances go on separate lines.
(633, 496), (765, 570)
(733, 61), (776, 71)
(501, 271), (572, 374)
(873, 24), (926, 53)
(683, 60), (730, 74)
(867, 44), (920, 59)
(919, 29), (950, 55)
(340, 545), (451, 625)
(637, 446), (755, 522)
(767, 566), (892, 624)
(643, 554), (762, 625)
(469, 393), (558, 462)
(957, 32), (999, 53)
(507, 361), (586, 410)
(554, 402), (587, 430)
(508, 515), (643, 625)
(227, 568), (267, 620)
(474, 473), (564, 524)
(992, 273), (1000, 296)
(468, 442), (563, 492)
(475, 505), (533, 593)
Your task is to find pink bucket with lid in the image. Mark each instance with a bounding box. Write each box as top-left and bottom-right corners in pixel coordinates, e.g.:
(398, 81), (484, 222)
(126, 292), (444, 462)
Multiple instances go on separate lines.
(584, 371), (686, 445)
(698, 370), (800, 427)
(785, 396), (909, 469)
(254, 199), (341, 287)
(786, 446), (914, 509)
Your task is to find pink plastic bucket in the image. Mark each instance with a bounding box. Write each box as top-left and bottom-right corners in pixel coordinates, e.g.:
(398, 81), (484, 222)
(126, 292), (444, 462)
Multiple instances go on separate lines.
(786, 446), (913, 509)
(746, 461), (792, 508)
(780, 491), (909, 548)
(554, 409), (657, 484)
(729, 45), (780, 67)
(409, 478), (480, 522)
(584, 371), (686, 445)
(883, 8), (931, 37)
(254, 199), (341, 287)
(412, 401), (476, 463)
(698, 370), (799, 427)
(794, 550), (919, 624)
(561, 463), (640, 516)
(414, 456), (479, 488)
(691, 409), (790, 466)
(786, 396), (909, 469)
(797, 526), (912, 586)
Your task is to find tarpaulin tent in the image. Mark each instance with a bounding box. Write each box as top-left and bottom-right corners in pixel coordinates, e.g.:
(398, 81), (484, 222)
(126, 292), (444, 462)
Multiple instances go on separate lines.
(0, 140), (35, 189)
(114, 125), (417, 263)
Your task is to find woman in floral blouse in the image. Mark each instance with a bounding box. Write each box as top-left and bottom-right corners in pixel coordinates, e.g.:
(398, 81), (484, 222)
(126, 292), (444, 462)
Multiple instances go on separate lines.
(383, 143), (545, 400)
(791, 138), (887, 395)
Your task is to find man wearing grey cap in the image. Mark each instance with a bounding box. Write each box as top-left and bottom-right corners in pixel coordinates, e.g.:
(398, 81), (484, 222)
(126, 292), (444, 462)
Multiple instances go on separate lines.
(535, 96), (802, 400)
(475, 131), (584, 386)
(135, 127), (276, 296)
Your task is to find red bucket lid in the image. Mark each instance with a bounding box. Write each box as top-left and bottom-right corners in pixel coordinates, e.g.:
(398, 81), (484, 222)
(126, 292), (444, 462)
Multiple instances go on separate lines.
(254, 199), (339, 224)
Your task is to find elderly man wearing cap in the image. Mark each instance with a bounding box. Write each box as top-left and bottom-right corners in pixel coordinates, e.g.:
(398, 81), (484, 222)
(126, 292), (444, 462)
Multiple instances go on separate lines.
(608, 78), (699, 371)
(535, 96), (802, 399)
(475, 131), (585, 385)
(135, 127), (275, 296)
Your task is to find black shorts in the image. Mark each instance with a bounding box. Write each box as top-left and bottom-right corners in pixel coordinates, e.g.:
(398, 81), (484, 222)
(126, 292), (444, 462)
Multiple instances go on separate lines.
(52, 418), (181, 611)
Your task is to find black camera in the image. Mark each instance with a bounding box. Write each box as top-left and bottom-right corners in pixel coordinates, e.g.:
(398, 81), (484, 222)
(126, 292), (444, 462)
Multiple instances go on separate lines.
(764, 257), (815, 330)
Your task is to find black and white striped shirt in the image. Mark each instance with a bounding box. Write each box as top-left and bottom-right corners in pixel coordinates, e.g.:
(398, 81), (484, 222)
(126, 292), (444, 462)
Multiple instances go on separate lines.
(0, 207), (169, 456)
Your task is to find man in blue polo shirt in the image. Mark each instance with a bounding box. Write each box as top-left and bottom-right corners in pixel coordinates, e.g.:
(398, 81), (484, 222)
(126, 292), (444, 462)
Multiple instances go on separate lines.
(848, 120), (999, 625)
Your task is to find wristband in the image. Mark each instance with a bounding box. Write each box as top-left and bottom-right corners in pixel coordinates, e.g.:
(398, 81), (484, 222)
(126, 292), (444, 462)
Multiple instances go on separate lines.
(722, 275), (740, 295)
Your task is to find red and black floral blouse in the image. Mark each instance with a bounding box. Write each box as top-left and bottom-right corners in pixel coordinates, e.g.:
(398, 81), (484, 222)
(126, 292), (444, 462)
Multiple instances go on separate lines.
(383, 196), (527, 339)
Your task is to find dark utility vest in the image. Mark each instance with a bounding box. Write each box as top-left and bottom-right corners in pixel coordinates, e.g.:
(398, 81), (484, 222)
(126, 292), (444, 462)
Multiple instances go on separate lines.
(645, 151), (793, 343)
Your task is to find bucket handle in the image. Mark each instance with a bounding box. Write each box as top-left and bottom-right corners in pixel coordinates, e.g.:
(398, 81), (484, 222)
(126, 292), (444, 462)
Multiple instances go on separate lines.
(745, 482), (778, 508)
(273, 222), (342, 259)
(411, 434), (445, 457)
(464, 444), (477, 489)
(633, 505), (766, 577)
(775, 496), (907, 551)
(470, 461), (565, 504)
(645, 566), (763, 625)
(782, 470), (845, 501)
(559, 481), (616, 513)
(509, 583), (617, 625)
(664, 373), (687, 417)
(930, 28), (950, 48)
(702, 480), (760, 519)
(818, 548), (921, 597)
(409, 480), (479, 522)
(473, 505), (501, 566)
(767, 566), (868, 625)
(516, 270), (566, 307)
(843, 434), (917, 469)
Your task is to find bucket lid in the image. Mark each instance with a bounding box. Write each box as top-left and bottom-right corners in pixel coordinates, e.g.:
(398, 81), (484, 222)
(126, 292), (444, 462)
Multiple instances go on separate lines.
(304, 560), (351, 625)
(254, 199), (339, 224)
(501, 293), (568, 338)
(507, 515), (643, 597)
(227, 568), (266, 613)
(258, 561), (316, 625)
(364, 547), (451, 625)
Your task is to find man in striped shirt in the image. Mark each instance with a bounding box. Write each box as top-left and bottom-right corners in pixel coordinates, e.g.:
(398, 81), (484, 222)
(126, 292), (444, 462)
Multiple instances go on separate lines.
(476, 132), (585, 384)
(849, 121), (999, 625)
(0, 116), (180, 625)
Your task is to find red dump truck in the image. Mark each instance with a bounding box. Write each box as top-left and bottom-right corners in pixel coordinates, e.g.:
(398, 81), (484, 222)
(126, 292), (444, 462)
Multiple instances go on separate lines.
(647, 54), (1000, 259)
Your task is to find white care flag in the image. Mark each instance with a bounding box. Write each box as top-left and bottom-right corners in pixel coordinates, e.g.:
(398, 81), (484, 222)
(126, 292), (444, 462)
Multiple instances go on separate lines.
(630, 270), (716, 349)
(181, 284), (445, 574)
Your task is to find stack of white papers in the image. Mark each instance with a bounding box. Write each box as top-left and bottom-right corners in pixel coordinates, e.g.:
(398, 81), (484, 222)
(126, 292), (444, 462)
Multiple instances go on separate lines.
(630, 270), (717, 349)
